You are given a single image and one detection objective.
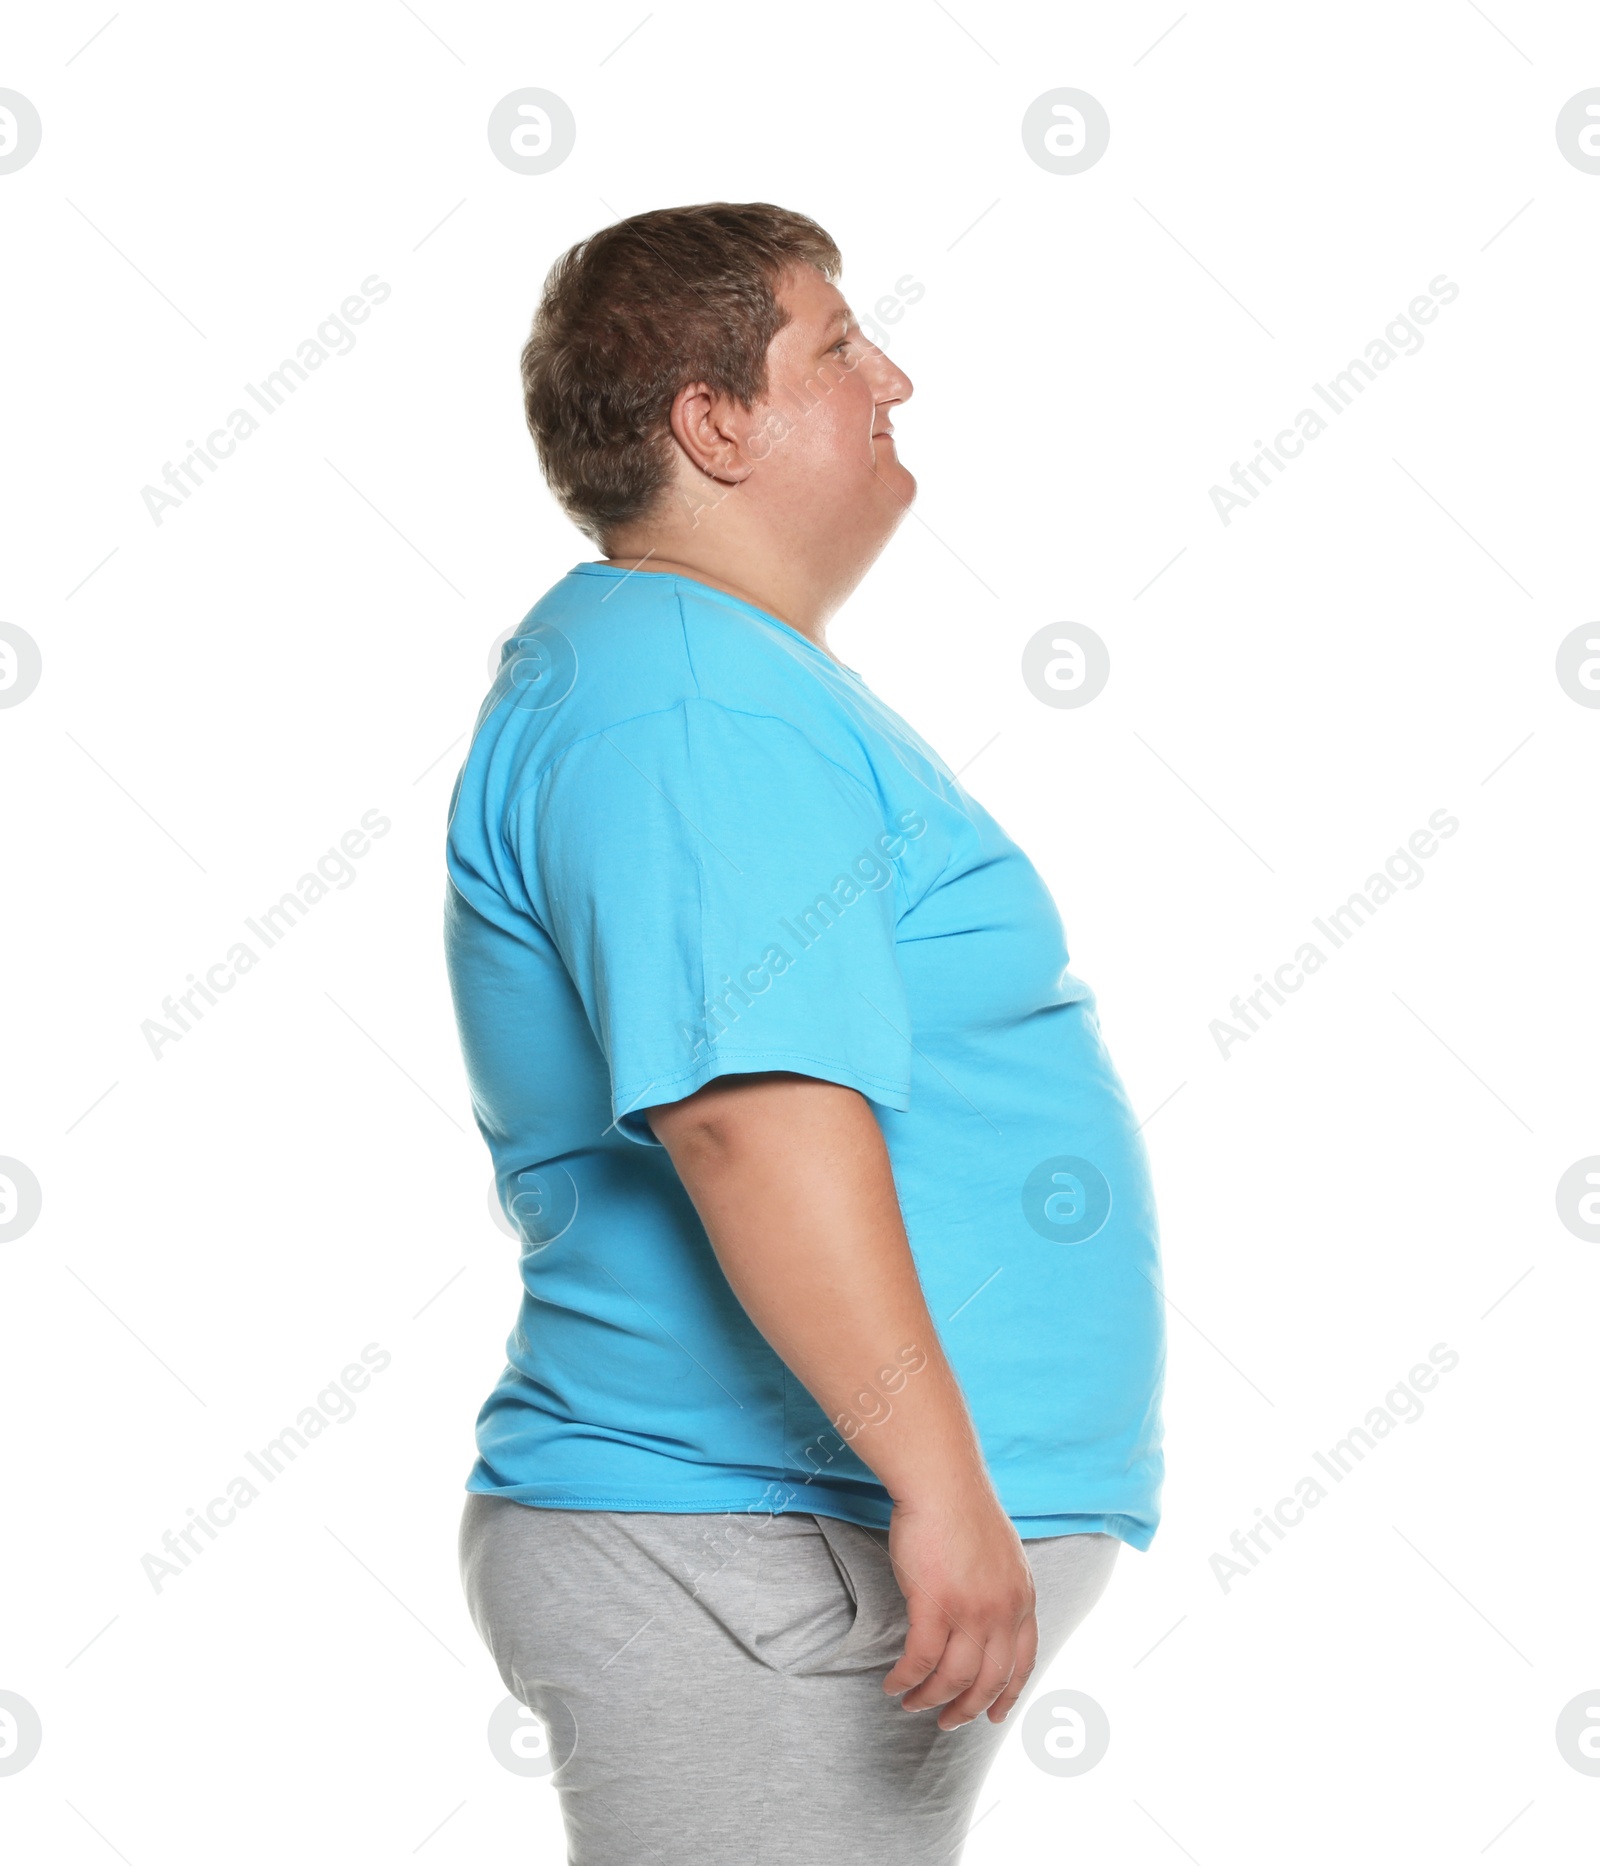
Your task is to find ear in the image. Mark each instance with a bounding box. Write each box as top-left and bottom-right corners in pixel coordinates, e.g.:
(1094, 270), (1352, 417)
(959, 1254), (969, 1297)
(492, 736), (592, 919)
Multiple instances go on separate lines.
(668, 382), (758, 484)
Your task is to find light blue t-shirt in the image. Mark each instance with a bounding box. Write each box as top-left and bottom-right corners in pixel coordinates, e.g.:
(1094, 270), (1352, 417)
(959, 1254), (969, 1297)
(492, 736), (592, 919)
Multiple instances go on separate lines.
(445, 564), (1166, 1548)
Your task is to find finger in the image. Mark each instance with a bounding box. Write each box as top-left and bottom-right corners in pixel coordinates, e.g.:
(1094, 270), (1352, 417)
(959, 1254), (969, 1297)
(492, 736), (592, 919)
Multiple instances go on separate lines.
(934, 1632), (1020, 1730)
(897, 1627), (990, 1715)
(882, 1599), (951, 1697)
(985, 1608), (1039, 1724)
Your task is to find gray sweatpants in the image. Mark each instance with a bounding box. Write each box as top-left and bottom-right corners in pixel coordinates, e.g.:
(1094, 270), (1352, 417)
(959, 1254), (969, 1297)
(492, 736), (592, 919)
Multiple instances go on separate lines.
(459, 1495), (1120, 1864)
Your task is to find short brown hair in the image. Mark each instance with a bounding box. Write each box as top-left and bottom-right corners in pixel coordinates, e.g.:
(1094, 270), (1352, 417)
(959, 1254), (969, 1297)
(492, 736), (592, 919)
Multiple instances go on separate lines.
(520, 202), (842, 548)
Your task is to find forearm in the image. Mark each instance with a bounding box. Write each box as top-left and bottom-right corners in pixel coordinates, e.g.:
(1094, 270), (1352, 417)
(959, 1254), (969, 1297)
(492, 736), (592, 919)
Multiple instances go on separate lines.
(646, 1071), (992, 1505)
(651, 1069), (1036, 1730)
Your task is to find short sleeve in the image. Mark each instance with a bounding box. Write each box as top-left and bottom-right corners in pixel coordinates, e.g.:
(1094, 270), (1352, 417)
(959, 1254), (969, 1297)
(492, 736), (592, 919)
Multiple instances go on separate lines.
(519, 699), (916, 1145)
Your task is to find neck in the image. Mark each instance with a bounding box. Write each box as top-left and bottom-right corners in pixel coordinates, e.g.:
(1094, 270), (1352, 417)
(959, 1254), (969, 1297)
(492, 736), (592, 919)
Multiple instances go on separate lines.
(599, 534), (844, 649)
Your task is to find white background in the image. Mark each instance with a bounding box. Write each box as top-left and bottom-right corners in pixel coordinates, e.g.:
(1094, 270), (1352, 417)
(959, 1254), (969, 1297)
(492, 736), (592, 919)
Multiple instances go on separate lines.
(3, 2), (1598, 1860)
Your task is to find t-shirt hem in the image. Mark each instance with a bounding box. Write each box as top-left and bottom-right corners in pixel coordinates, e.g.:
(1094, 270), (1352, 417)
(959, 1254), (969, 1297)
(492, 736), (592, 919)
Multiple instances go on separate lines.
(464, 1477), (1158, 1550)
(613, 1050), (912, 1143)
(1014, 1510), (1156, 1551)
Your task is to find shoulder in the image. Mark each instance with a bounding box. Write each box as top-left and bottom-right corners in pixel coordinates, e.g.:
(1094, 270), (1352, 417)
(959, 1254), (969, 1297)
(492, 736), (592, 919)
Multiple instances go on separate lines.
(469, 567), (883, 791)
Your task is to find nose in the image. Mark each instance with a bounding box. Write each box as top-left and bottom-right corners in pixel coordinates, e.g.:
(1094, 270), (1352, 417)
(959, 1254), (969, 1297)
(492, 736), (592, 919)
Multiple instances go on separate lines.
(873, 350), (914, 410)
(858, 329), (912, 412)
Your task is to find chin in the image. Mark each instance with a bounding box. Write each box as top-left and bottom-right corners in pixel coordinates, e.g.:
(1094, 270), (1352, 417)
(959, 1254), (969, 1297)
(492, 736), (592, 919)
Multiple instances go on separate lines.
(882, 462), (917, 512)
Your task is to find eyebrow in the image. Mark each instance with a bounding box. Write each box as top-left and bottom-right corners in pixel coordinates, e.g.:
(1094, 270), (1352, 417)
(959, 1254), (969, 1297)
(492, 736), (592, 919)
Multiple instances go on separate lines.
(820, 308), (853, 345)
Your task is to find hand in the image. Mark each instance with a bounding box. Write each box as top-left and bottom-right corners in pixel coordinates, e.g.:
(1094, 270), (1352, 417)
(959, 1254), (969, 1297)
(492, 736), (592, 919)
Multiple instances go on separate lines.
(882, 1486), (1038, 1731)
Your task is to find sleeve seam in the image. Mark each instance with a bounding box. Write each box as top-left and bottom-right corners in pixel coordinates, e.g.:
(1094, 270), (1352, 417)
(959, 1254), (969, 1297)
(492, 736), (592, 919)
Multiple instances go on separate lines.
(506, 696), (887, 819)
(674, 582), (706, 702)
(615, 1050), (913, 1118)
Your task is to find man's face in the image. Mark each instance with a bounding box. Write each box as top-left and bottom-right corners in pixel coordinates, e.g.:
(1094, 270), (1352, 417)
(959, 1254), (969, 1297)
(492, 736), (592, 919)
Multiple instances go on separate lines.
(740, 264), (916, 559)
